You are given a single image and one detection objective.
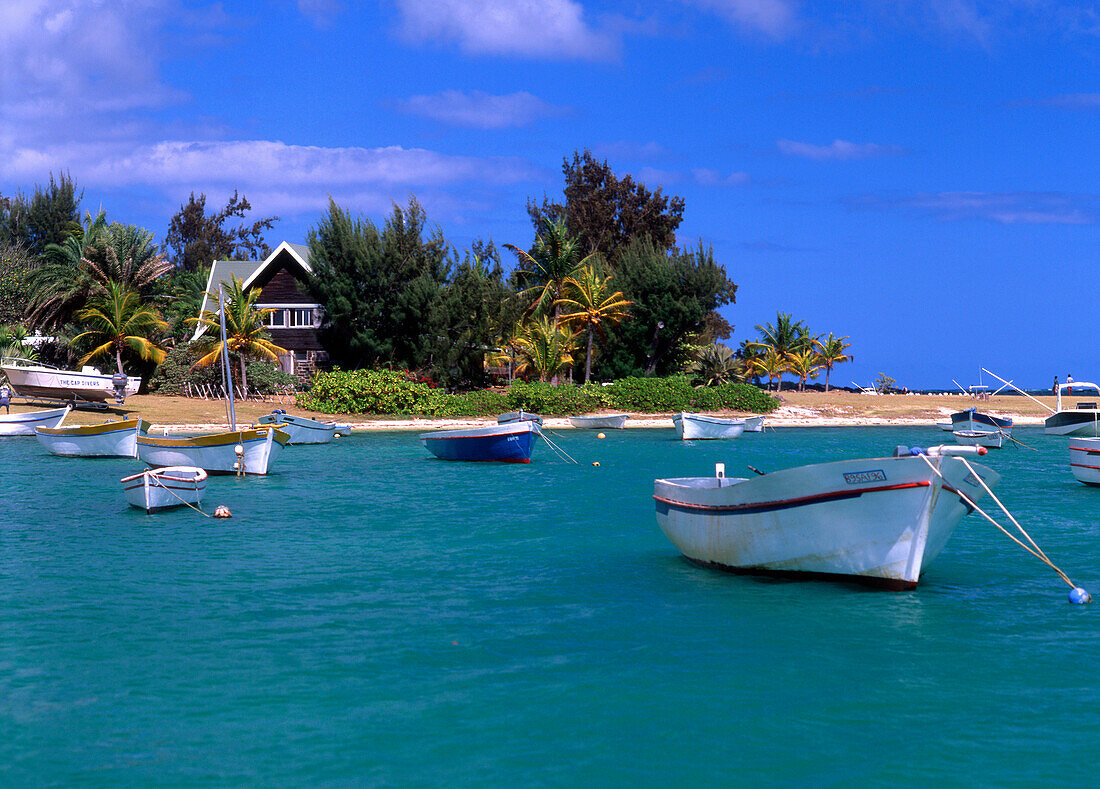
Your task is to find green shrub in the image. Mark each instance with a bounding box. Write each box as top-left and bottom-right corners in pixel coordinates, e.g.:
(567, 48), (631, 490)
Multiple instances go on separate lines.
(505, 381), (611, 416)
(606, 376), (778, 413)
(297, 368), (441, 415)
(147, 344), (221, 394)
(433, 389), (509, 417)
(244, 360), (296, 394)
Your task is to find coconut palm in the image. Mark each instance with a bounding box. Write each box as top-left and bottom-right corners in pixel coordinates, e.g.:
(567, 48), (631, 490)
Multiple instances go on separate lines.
(786, 348), (823, 391)
(26, 211), (110, 329)
(0, 324), (39, 362)
(188, 275), (287, 397)
(505, 218), (598, 320)
(747, 346), (791, 392)
(816, 333), (853, 392)
(513, 315), (578, 382)
(71, 282), (167, 375)
(554, 265), (631, 382)
(754, 311), (813, 392)
(691, 343), (743, 387)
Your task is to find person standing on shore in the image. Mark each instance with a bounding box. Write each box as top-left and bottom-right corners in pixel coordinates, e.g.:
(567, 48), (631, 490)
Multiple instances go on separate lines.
(1054, 376), (1059, 396)
(0, 383), (9, 414)
(1068, 373), (1074, 395)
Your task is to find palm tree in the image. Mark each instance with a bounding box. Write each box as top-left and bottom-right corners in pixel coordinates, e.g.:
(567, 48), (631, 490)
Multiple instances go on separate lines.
(737, 339), (765, 386)
(513, 315), (578, 382)
(505, 218), (598, 320)
(0, 324), (39, 362)
(691, 343), (744, 387)
(71, 282), (167, 375)
(554, 265), (632, 382)
(816, 333), (853, 392)
(786, 348), (823, 391)
(754, 311), (813, 392)
(747, 347), (791, 392)
(83, 222), (172, 294)
(26, 211), (110, 329)
(189, 275), (287, 397)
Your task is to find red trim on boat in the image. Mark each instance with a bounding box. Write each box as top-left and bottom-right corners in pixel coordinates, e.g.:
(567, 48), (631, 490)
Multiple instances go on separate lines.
(653, 480), (931, 513)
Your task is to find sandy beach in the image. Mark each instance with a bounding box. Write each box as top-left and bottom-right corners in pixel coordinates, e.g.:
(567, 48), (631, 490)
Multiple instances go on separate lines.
(9, 389), (1065, 432)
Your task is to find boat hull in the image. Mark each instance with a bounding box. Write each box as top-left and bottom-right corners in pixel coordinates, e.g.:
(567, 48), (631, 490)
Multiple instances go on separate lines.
(256, 412), (336, 444)
(654, 454), (999, 589)
(137, 427), (289, 475)
(497, 411), (544, 427)
(0, 407), (71, 436)
(953, 430), (1004, 449)
(673, 412), (746, 440)
(421, 421), (538, 462)
(1045, 411), (1100, 436)
(568, 414), (629, 430)
(742, 416), (765, 433)
(2, 363), (140, 403)
(122, 466), (207, 512)
(35, 418), (149, 457)
(951, 409), (1012, 433)
(1069, 438), (1100, 485)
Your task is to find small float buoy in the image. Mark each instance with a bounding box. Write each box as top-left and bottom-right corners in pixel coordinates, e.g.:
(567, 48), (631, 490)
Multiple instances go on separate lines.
(1069, 587), (1092, 604)
(597, 432), (606, 439)
(213, 505), (232, 519)
(592, 461), (600, 467)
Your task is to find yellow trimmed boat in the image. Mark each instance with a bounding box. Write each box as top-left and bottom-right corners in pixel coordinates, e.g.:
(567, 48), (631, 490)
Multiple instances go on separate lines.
(137, 426), (290, 475)
(35, 418), (151, 457)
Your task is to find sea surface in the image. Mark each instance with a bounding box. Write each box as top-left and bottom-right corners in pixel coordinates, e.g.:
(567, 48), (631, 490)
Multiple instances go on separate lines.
(2, 425), (1098, 787)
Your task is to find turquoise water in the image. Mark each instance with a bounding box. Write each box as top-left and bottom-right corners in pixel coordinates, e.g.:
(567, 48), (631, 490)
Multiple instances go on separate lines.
(2, 426), (1099, 786)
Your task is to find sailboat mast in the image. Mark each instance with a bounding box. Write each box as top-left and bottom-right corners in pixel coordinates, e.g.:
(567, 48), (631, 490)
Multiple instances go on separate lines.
(218, 283), (236, 430)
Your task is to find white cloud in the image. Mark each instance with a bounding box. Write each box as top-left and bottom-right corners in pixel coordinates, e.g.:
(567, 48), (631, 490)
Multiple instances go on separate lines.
(298, 0), (341, 27)
(398, 91), (569, 129)
(693, 168), (751, 185)
(682, 0), (797, 39)
(850, 191), (1096, 225)
(393, 0), (618, 59)
(777, 139), (905, 160)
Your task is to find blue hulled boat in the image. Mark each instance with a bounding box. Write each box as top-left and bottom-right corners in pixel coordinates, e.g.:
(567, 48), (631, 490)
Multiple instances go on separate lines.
(950, 407), (1013, 433)
(420, 420), (539, 463)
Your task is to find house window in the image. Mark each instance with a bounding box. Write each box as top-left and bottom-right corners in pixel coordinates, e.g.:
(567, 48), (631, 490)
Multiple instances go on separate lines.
(264, 309), (286, 328)
(290, 308), (314, 327)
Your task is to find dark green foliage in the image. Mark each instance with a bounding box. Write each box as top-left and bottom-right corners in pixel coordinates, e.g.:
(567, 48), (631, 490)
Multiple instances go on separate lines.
(243, 360), (296, 393)
(150, 345), (294, 395)
(306, 198), (449, 372)
(296, 368), (441, 415)
(594, 239), (736, 379)
(0, 242), (33, 324)
(149, 267), (210, 339)
(432, 389), (509, 417)
(165, 191), (277, 271)
(505, 381), (611, 415)
(606, 376), (777, 413)
(527, 149), (685, 263)
(0, 173), (82, 256)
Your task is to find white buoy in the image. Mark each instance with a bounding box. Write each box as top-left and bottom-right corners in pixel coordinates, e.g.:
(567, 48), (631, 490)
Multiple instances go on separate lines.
(1069, 587), (1092, 604)
(597, 432), (606, 439)
(213, 505), (232, 519)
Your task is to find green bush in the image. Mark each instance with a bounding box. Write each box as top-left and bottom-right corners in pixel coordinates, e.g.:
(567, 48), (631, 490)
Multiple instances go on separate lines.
(505, 381), (611, 416)
(243, 360), (296, 394)
(433, 389), (509, 417)
(606, 376), (778, 413)
(297, 368), (441, 415)
(147, 344), (220, 394)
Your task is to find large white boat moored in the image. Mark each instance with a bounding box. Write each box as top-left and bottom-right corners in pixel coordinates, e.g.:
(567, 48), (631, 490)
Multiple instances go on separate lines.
(1045, 382), (1100, 436)
(1, 358), (141, 404)
(673, 412), (746, 440)
(137, 426), (289, 475)
(654, 444), (999, 589)
(0, 406), (71, 437)
(35, 417), (150, 457)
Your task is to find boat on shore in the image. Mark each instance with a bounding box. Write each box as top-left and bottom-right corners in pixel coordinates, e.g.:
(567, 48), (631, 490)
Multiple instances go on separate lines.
(1, 358), (140, 404)
(498, 410), (544, 428)
(951, 407), (1012, 435)
(255, 410), (337, 444)
(421, 420), (539, 463)
(137, 426), (289, 475)
(953, 429), (1004, 449)
(673, 412), (745, 440)
(568, 414), (629, 430)
(0, 406), (71, 436)
(35, 417), (150, 457)
(654, 444), (999, 590)
(122, 466), (207, 512)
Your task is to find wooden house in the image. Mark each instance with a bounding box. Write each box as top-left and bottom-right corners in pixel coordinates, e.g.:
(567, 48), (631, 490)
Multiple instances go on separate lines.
(192, 242), (329, 383)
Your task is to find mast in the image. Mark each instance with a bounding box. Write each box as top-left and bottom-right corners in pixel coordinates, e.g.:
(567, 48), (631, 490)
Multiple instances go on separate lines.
(218, 283), (236, 430)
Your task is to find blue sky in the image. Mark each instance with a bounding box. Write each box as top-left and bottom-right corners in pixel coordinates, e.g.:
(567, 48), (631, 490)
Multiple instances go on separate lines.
(3, 1), (1098, 389)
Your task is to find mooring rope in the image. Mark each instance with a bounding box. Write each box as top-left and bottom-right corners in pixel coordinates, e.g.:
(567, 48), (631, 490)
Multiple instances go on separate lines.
(150, 474), (211, 518)
(917, 453), (1078, 590)
(538, 430), (578, 464)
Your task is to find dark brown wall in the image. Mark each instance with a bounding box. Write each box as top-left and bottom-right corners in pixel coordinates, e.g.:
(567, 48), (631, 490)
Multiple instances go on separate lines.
(256, 266), (312, 304)
(248, 251), (325, 353)
(269, 327), (325, 352)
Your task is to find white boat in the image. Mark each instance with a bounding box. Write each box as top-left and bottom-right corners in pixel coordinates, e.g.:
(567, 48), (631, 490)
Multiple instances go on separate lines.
(1, 358), (140, 404)
(937, 422), (955, 432)
(654, 445), (999, 589)
(673, 412), (745, 440)
(568, 414), (629, 430)
(137, 426), (290, 475)
(498, 410), (544, 427)
(1045, 382), (1100, 436)
(952, 429), (1004, 449)
(951, 407), (1012, 434)
(122, 466), (207, 512)
(35, 417), (150, 457)
(1069, 438), (1100, 486)
(255, 410), (337, 444)
(334, 423), (352, 437)
(742, 415), (765, 433)
(0, 406), (71, 436)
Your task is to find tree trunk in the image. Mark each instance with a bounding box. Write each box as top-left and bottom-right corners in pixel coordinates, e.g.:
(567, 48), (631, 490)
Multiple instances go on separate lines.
(585, 326), (594, 383)
(115, 345), (124, 375)
(239, 355), (248, 399)
(825, 366), (831, 392)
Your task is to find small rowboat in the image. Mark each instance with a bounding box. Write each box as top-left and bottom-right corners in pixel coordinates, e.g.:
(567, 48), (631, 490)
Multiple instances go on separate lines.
(0, 406), (71, 437)
(654, 444), (999, 590)
(35, 417), (150, 457)
(953, 429), (1004, 449)
(568, 414), (629, 430)
(672, 412), (745, 440)
(255, 410), (337, 444)
(498, 410), (544, 428)
(951, 408), (1012, 435)
(421, 420), (539, 463)
(742, 416), (765, 433)
(122, 466), (207, 512)
(137, 426), (289, 475)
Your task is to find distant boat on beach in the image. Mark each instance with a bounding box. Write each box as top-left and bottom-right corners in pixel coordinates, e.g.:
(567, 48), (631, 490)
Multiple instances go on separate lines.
(673, 412), (745, 440)
(1, 358), (140, 405)
(568, 414), (629, 430)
